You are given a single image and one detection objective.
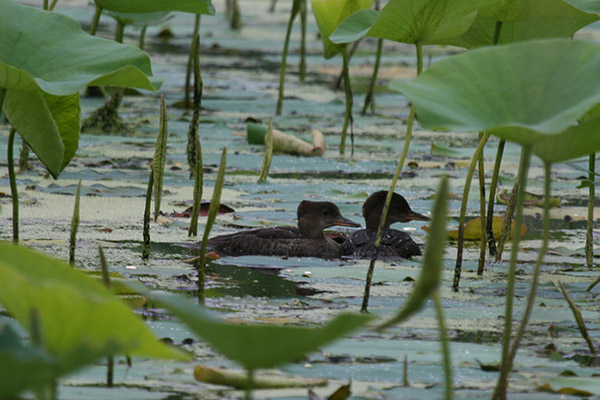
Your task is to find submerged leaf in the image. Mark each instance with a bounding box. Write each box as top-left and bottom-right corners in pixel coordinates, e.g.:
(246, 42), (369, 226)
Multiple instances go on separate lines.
(94, 0), (216, 15)
(423, 216), (527, 240)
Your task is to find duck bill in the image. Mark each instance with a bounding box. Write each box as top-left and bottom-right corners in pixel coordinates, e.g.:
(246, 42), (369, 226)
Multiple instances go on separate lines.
(332, 216), (361, 228)
(405, 210), (430, 222)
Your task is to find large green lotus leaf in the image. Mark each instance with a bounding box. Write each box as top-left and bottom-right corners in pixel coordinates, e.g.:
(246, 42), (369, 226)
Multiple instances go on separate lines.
(94, 0), (215, 15)
(532, 116), (600, 163)
(378, 176), (448, 329)
(391, 39), (600, 146)
(105, 11), (174, 27)
(312, 0), (373, 59)
(0, 242), (187, 374)
(445, 0), (597, 48)
(366, 0), (490, 45)
(330, 9), (378, 44)
(143, 288), (372, 370)
(0, 0), (163, 177)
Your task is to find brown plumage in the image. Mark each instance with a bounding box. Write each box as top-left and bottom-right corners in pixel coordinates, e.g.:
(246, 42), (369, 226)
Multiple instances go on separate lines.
(342, 191), (429, 260)
(204, 201), (360, 259)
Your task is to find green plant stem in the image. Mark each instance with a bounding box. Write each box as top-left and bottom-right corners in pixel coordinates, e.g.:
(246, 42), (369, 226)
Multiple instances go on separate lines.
(340, 46), (354, 156)
(452, 132), (490, 292)
(69, 180), (82, 266)
(258, 117), (273, 182)
(142, 170), (154, 261)
(115, 21), (124, 43)
(276, 2), (297, 116)
(334, 41), (359, 90)
(49, 0), (58, 11)
(477, 133), (487, 275)
(98, 245), (114, 387)
(89, 6), (101, 35)
(139, 26), (147, 50)
(361, 41), (422, 312)
(43, 0), (48, 10)
(505, 162), (551, 375)
(8, 127), (19, 244)
(493, 20), (503, 44)
(197, 148), (227, 304)
(586, 153), (595, 268)
(188, 136), (203, 237)
(19, 141), (32, 172)
(187, 34), (203, 177)
(230, 0), (241, 30)
(433, 292), (453, 400)
(245, 368), (255, 400)
(496, 180), (518, 262)
(0, 87), (6, 110)
(299, 0), (307, 84)
(402, 354), (409, 386)
(587, 276), (600, 291)
(362, 38), (383, 116)
(558, 281), (597, 356)
(486, 140), (506, 256)
(492, 145), (532, 400)
(184, 14), (201, 109)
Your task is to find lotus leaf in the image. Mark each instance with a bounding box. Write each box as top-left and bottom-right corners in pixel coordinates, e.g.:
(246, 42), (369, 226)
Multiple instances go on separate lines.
(0, 0), (162, 177)
(391, 38), (600, 162)
(0, 242), (187, 376)
(94, 0), (215, 15)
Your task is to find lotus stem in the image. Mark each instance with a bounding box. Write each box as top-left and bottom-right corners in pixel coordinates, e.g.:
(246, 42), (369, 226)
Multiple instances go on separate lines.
(335, 41), (359, 90)
(49, 0), (58, 11)
(142, 170), (154, 261)
(486, 139), (506, 256)
(299, 0), (307, 84)
(69, 180), (82, 266)
(402, 354), (409, 386)
(230, 0), (241, 30)
(98, 245), (114, 386)
(586, 153), (595, 268)
(153, 96), (168, 222)
(89, 6), (101, 35)
(477, 132), (487, 275)
(505, 162), (551, 381)
(197, 148), (227, 304)
(493, 21), (503, 44)
(452, 132), (490, 291)
(18, 141), (32, 172)
(187, 34), (203, 177)
(558, 281), (597, 355)
(340, 46), (354, 156)
(496, 180), (519, 262)
(185, 14), (201, 109)
(139, 26), (147, 50)
(115, 21), (124, 43)
(492, 145), (532, 400)
(245, 368), (255, 400)
(587, 276), (600, 292)
(269, 0), (278, 12)
(8, 127), (18, 244)
(43, 0), (48, 10)
(433, 292), (453, 400)
(276, 2), (298, 115)
(188, 135), (203, 237)
(361, 41), (422, 312)
(258, 118), (274, 183)
(30, 310), (56, 400)
(362, 38), (383, 115)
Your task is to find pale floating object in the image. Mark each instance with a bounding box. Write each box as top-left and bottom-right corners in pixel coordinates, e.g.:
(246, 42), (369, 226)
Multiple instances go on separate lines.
(302, 271), (312, 277)
(245, 123), (326, 156)
(125, 265), (137, 270)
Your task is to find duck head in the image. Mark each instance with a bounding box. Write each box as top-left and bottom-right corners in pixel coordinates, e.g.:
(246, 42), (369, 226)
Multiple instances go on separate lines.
(297, 200), (361, 239)
(363, 191), (429, 230)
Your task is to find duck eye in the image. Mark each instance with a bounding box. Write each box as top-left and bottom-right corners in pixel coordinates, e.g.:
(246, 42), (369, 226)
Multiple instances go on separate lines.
(321, 209), (330, 216)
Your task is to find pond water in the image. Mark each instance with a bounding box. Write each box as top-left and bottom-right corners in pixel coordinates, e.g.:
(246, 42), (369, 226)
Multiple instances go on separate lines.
(1, 0), (599, 399)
